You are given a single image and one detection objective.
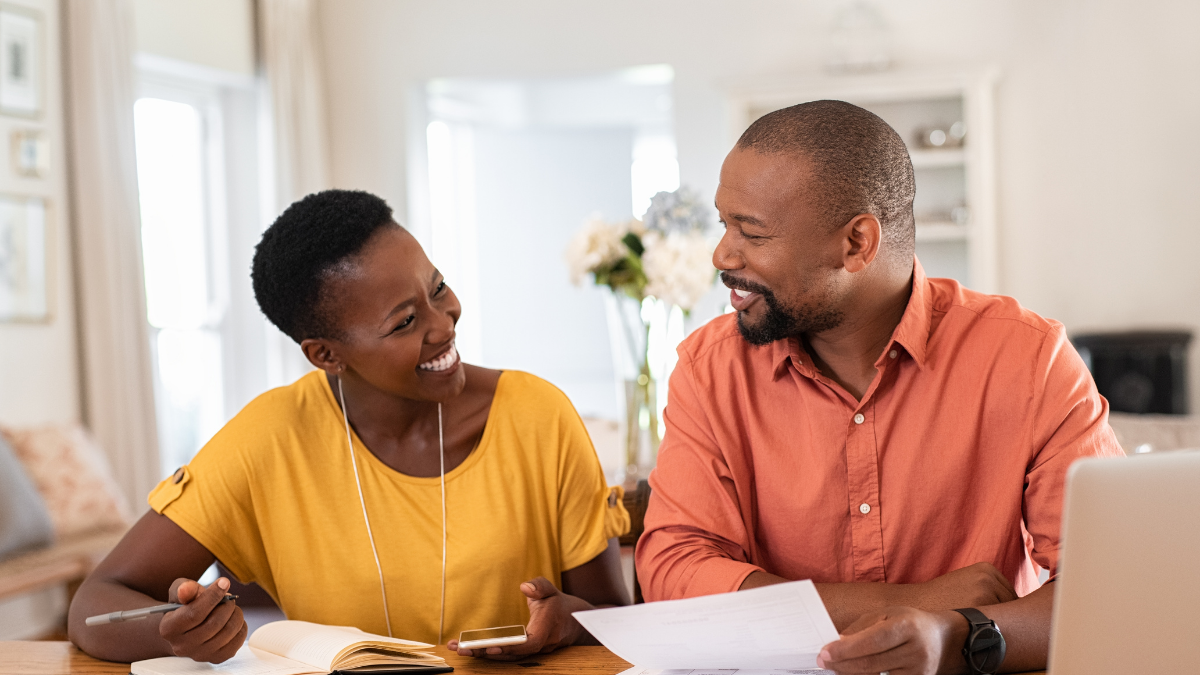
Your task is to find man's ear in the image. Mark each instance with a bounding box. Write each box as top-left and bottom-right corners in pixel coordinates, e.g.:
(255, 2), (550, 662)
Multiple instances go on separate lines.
(842, 213), (882, 273)
(300, 338), (345, 374)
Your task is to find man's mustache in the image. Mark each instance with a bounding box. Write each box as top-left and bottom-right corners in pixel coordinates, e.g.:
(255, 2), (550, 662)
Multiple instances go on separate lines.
(720, 272), (772, 298)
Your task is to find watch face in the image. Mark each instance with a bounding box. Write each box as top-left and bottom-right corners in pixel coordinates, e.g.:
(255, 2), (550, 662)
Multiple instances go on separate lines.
(968, 626), (1006, 673)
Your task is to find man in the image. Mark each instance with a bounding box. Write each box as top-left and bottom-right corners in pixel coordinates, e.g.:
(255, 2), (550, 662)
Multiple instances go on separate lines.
(636, 100), (1123, 675)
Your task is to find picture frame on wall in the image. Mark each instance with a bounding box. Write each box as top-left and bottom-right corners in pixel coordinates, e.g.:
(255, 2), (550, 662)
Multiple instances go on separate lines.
(10, 128), (47, 177)
(0, 194), (49, 322)
(0, 4), (41, 118)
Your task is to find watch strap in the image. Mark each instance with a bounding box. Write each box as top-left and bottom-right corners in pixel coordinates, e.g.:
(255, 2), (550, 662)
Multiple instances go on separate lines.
(952, 608), (1006, 675)
(953, 607), (993, 627)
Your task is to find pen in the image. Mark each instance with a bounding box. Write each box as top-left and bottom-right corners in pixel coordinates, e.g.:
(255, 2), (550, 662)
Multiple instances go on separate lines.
(85, 594), (238, 626)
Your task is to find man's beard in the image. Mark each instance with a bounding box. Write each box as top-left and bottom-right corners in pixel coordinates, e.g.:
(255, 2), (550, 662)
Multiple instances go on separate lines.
(722, 272), (844, 346)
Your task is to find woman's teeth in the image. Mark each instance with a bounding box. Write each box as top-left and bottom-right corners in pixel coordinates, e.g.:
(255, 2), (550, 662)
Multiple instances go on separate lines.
(734, 289), (752, 298)
(418, 344), (459, 372)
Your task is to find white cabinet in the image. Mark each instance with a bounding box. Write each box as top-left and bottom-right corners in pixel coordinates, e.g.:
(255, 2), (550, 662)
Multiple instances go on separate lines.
(727, 69), (998, 293)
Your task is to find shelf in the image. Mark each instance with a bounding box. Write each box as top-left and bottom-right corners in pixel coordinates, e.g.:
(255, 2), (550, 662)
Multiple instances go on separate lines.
(915, 221), (969, 242)
(909, 148), (965, 169)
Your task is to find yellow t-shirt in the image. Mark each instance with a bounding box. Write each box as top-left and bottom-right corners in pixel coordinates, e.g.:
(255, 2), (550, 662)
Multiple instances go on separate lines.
(148, 370), (628, 644)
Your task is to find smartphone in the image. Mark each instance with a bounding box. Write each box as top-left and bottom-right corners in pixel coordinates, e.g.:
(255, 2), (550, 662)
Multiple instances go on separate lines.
(457, 624), (528, 650)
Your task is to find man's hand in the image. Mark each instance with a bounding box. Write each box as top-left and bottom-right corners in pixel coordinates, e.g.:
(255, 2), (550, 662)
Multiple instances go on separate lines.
(900, 562), (1018, 611)
(816, 606), (968, 675)
(448, 577), (585, 660)
(158, 577), (247, 663)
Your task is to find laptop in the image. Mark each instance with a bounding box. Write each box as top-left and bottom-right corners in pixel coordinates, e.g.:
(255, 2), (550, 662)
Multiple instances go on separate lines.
(1048, 449), (1200, 674)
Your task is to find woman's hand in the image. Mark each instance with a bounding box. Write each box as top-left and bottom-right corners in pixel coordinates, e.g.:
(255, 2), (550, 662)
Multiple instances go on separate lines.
(448, 577), (589, 660)
(816, 606), (968, 675)
(158, 577), (248, 664)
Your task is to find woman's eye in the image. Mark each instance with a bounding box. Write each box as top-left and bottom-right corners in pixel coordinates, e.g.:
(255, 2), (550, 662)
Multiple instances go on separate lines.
(393, 315), (415, 332)
(434, 280), (447, 295)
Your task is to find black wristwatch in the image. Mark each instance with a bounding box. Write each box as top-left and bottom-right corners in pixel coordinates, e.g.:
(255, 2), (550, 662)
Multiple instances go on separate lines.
(952, 607), (1006, 674)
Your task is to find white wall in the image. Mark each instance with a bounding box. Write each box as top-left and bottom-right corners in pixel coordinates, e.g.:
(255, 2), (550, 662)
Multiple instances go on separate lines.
(0, 0), (80, 641)
(472, 126), (632, 418)
(317, 0), (1200, 408)
(0, 0), (80, 427)
(131, 0), (255, 75)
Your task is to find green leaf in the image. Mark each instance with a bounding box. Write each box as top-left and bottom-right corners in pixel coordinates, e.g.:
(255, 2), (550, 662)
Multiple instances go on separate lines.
(622, 231), (645, 257)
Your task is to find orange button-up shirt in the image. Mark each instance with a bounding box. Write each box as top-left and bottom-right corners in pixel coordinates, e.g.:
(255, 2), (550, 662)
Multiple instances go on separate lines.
(637, 261), (1124, 602)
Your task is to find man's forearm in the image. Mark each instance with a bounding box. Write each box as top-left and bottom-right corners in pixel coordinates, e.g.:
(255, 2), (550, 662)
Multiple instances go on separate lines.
(740, 571), (1054, 672)
(959, 581), (1053, 673)
(741, 571), (914, 631)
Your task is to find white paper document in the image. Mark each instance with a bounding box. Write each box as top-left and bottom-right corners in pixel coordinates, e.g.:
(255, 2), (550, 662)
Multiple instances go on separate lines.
(572, 580), (839, 670)
(619, 662), (825, 667)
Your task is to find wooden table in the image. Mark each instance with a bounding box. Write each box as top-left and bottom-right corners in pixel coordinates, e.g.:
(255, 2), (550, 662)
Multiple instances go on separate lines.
(0, 643), (632, 675)
(0, 642), (1046, 674)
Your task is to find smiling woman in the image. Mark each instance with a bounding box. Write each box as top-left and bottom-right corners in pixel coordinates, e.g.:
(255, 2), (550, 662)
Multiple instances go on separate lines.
(66, 190), (631, 664)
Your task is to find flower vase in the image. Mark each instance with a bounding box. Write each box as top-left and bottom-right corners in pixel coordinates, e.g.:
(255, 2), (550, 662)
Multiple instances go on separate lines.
(623, 365), (661, 488)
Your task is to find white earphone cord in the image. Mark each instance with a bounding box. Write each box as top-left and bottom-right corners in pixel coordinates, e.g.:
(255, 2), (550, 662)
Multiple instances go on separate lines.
(437, 403), (447, 646)
(338, 377), (447, 642)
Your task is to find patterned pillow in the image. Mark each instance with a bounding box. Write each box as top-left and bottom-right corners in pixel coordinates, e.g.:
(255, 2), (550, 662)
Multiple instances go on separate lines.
(0, 425), (133, 540)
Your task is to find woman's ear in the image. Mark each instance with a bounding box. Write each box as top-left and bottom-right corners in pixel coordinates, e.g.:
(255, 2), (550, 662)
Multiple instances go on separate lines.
(300, 338), (345, 374)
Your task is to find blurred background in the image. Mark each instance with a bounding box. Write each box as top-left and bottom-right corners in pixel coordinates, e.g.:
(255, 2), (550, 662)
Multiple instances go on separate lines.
(1, 0), (1198, 640)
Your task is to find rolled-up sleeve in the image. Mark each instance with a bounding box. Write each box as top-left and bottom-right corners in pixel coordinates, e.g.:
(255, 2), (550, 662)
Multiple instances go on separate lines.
(1023, 325), (1125, 580)
(635, 349), (763, 601)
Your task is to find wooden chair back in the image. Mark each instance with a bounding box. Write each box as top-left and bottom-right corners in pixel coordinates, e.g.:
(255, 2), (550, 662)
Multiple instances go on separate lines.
(619, 479), (651, 603)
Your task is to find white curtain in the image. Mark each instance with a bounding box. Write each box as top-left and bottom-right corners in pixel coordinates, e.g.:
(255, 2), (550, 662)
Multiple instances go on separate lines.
(62, 0), (161, 507)
(257, 0), (332, 385)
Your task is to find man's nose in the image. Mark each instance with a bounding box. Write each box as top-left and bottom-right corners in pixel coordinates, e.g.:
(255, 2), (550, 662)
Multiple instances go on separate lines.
(713, 229), (743, 271)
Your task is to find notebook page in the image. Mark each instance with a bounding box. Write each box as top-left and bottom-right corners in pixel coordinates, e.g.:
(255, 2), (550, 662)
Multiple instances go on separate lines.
(248, 621), (434, 671)
(249, 621), (361, 670)
(131, 646), (319, 675)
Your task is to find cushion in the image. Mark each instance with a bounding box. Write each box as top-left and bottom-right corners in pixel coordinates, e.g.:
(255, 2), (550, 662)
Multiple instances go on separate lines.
(0, 425), (132, 539)
(0, 432), (55, 560)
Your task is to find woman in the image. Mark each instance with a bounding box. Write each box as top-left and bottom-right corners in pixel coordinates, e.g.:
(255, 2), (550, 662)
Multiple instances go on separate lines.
(68, 190), (630, 663)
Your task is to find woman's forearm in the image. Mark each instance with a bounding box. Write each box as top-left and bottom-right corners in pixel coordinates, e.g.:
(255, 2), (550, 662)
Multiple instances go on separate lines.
(68, 576), (175, 662)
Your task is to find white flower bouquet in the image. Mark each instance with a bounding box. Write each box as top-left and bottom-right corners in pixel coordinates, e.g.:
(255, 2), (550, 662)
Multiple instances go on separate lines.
(565, 187), (716, 311)
(565, 188), (717, 482)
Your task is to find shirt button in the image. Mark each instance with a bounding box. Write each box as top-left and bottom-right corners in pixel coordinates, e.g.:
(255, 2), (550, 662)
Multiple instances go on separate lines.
(859, 503), (871, 514)
(854, 413), (865, 424)
(889, 349), (898, 359)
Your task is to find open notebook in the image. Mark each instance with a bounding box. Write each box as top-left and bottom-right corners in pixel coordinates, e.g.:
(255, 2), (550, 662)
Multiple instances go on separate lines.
(131, 620), (451, 675)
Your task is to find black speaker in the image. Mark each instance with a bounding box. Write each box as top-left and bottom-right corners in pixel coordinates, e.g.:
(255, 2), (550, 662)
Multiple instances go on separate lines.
(1072, 331), (1191, 415)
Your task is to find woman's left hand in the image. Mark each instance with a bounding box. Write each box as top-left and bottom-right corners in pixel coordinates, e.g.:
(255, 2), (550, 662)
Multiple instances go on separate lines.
(448, 577), (589, 660)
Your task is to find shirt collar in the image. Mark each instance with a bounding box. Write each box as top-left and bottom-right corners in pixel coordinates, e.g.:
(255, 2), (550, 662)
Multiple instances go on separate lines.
(883, 257), (933, 370)
(770, 257), (933, 379)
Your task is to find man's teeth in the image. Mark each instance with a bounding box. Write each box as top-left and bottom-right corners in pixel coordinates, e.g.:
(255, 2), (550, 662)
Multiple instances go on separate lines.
(734, 289), (752, 298)
(418, 344), (458, 372)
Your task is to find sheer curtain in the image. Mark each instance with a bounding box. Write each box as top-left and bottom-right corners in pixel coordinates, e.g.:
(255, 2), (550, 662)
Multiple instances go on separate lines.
(257, 0), (333, 386)
(62, 0), (160, 507)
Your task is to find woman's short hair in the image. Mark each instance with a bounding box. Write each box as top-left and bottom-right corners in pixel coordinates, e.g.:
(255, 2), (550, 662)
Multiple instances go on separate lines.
(251, 189), (394, 342)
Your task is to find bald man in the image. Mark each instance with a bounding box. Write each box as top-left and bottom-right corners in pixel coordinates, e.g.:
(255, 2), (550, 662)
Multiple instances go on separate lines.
(636, 100), (1123, 675)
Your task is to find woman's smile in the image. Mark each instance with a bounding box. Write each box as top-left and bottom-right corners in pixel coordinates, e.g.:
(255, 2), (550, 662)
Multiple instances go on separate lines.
(417, 342), (460, 374)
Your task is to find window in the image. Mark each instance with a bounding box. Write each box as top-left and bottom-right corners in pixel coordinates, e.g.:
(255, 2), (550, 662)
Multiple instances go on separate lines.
(133, 93), (228, 474)
(131, 60), (267, 475)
